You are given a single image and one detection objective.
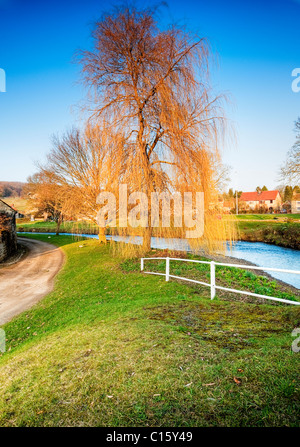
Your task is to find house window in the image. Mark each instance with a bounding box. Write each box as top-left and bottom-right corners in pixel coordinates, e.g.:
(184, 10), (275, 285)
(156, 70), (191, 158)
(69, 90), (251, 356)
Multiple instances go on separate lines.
(270, 200), (273, 204)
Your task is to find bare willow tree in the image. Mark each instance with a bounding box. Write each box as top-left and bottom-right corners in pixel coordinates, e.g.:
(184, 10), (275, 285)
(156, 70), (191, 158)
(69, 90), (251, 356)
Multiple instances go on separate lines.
(34, 123), (126, 242)
(26, 171), (80, 235)
(78, 5), (233, 252)
(280, 117), (300, 185)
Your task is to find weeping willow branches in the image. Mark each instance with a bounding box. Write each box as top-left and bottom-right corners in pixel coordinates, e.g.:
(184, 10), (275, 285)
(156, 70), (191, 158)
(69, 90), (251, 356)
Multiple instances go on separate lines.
(76, 5), (233, 252)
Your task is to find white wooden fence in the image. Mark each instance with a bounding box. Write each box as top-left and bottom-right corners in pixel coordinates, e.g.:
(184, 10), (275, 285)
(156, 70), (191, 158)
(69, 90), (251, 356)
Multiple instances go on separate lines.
(140, 257), (300, 306)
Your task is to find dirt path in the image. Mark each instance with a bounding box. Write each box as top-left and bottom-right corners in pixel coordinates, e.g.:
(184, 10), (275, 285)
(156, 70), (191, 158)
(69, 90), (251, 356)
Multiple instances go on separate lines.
(0, 238), (64, 325)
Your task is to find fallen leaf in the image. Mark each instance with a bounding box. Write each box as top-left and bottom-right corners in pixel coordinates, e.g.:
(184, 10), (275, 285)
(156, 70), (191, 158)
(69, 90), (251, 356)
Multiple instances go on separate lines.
(184, 382), (193, 387)
(233, 376), (241, 385)
(202, 382), (215, 387)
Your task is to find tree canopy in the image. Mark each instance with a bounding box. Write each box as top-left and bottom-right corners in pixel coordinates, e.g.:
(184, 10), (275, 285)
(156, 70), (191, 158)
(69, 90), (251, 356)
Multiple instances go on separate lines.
(77, 4), (232, 251)
(280, 117), (300, 185)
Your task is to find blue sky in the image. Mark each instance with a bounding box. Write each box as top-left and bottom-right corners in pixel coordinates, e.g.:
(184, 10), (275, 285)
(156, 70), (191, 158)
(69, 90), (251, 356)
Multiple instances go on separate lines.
(0, 0), (299, 191)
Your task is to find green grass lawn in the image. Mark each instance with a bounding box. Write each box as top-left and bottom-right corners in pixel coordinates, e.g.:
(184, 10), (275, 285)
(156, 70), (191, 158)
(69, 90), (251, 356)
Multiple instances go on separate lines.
(17, 220), (98, 234)
(0, 234), (299, 427)
(237, 220), (284, 236)
(17, 220), (57, 227)
(236, 214), (300, 221)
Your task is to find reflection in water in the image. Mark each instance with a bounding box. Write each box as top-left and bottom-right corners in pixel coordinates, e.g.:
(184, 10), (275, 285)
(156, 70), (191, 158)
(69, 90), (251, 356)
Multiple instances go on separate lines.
(18, 233), (300, 289)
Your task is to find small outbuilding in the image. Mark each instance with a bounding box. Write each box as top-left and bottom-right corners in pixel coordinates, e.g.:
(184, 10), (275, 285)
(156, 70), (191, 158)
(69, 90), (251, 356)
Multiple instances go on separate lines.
(291, 193), (300, 214)
(0, 199), (17, 262)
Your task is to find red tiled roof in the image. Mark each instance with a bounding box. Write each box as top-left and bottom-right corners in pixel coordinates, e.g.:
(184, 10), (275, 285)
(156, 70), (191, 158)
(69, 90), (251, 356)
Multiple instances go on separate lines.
(240, 190), (280, 202)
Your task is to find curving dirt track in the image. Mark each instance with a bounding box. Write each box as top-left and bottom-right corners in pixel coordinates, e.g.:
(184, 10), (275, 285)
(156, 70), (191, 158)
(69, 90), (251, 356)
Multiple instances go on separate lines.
(0, 237), (64, 325)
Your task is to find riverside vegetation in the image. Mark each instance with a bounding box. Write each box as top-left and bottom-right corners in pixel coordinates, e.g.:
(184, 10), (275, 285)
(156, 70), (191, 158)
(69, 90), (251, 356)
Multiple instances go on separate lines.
(237, 215), (300, 250)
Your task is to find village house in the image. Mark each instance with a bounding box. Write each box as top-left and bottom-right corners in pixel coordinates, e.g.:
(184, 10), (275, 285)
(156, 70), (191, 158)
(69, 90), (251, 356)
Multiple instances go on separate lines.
(0, 199), (17, 262)
(291, 193), (300, 214)
(239, 190), (282, 213)
(222, 200), (235, 214)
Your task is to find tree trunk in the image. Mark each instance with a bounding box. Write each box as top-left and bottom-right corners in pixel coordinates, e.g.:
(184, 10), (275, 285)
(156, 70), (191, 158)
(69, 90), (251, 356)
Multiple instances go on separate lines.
(56, 215), (62, 236)
(142, 226), (151, 252)
(98, 226), (107, 244)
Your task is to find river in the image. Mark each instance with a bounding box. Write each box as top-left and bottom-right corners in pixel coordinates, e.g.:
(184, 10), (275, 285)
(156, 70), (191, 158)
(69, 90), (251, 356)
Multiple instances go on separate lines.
(18, 232), (300, 289)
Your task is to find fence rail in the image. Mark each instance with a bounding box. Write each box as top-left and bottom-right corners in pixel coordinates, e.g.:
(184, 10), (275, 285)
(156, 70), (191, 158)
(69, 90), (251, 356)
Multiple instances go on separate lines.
(140, 257), (300, 306)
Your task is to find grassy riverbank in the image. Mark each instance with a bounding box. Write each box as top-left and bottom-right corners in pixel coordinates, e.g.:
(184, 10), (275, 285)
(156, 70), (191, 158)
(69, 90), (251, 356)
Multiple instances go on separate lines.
(0, 234), (299, 427)
(237, 215), (300, 250)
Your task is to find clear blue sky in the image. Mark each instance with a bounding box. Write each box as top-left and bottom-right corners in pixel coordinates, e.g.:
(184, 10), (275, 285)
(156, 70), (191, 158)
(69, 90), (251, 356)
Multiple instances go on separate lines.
(0, 0), (299, 191)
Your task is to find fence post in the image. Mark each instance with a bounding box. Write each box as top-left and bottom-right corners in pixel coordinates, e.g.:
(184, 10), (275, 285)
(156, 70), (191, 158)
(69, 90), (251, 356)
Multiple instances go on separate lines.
(141, 258), (144, 271)
(166, 257), (170, 281)
(210, 261), (216, 299)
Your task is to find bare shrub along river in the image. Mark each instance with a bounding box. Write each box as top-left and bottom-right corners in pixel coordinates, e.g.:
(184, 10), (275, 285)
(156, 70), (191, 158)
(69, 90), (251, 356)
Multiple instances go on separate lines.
(18, 233), (300, 289)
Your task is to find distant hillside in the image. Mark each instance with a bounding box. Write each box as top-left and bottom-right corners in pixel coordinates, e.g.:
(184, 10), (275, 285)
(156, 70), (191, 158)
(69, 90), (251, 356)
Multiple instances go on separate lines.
(0, 182), (26, 198)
